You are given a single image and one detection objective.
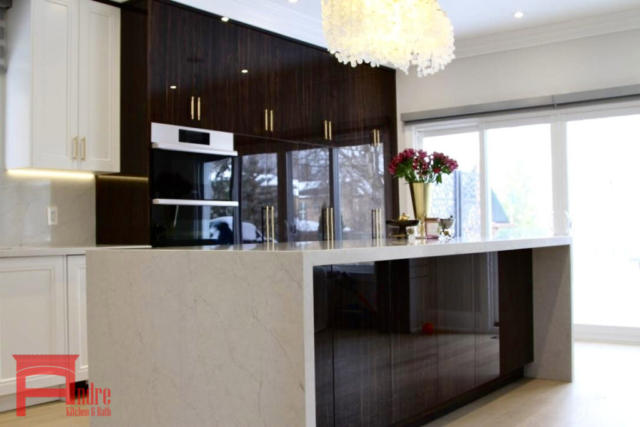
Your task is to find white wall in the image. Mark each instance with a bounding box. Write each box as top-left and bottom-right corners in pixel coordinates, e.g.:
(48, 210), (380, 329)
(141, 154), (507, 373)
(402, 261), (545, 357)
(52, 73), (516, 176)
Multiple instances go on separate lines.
(395, 29), (640, 214)
(0, 73), (96, 247)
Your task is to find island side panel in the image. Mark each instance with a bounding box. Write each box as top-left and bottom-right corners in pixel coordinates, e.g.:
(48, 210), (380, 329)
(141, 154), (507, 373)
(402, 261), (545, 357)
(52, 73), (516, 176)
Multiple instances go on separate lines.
(87, 249), (307, 427)
(526, 245), (573, 382)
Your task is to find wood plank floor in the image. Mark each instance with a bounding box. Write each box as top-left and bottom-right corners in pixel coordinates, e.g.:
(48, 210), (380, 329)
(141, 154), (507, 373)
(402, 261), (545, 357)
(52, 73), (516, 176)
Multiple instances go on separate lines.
(0, 342), (637, 426)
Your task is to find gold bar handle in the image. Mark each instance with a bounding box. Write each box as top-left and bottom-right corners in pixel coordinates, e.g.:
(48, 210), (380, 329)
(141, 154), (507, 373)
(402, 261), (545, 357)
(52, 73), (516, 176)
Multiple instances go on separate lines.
(270, 110), (274, 132)
(191, 96), (195, 120)
(72, 137), (78, 160)
(271, 206), (275, 244)
(81, 137), (86, 161)
(265, 109), (269, 131)
(330, 207), (334, 241)
(329, 121), (332, 141)
(197, 97), (201, 121)
(324, 120), (328, 140)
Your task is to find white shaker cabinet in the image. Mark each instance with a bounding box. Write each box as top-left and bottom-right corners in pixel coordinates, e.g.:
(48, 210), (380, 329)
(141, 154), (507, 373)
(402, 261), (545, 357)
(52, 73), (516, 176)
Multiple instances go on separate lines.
(67, 255), (88, 382)
(5, 0), (120, 174)
(0, 257), (67, 400)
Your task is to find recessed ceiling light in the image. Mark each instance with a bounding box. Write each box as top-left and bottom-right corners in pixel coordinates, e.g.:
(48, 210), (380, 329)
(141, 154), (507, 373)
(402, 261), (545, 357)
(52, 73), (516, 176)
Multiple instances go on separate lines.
(221, 16), (230, 22)
(241, 69), (249, 74)
(289, 0), (298, 3)
(514, 11), (524, 19)
(170, 85), (177, 89)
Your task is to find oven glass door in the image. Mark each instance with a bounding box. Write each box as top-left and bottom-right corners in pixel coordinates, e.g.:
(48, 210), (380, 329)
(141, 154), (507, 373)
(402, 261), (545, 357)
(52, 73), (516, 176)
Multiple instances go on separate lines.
(151, 205), (236, 247)
(152, 149), (234, 201)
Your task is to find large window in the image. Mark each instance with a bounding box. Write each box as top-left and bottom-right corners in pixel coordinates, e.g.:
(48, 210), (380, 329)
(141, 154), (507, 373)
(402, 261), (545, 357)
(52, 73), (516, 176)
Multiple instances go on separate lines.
(411, 101), (640, 336)
(567, 113), (640, 328)
(487, 124), (553, 238)
(414, 120), (554, 239)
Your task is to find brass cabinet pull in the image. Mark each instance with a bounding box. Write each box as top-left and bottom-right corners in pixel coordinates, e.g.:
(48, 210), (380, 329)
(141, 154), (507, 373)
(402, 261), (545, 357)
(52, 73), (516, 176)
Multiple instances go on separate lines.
(264, 206), (276, 244)
(372, 130), (376, 146)
(197, 97), (201, 121)
(330, 207), (334, 241)
(270, 110), (274, 132)
(191, 96), (195, 120)
(329, 121), (332, 141)
(265, 109), (269, 131)
(72, 137), (78, 160)
(324, 120), (328, 140)
(81, 137), (86, 160)
(377, 129), (381, 146)
(271, 206), (275, 243)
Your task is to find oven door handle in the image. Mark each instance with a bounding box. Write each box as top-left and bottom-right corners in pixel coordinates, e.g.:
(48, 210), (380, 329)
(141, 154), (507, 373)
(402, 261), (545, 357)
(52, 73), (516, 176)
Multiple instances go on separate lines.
(152, 199), (239, 207)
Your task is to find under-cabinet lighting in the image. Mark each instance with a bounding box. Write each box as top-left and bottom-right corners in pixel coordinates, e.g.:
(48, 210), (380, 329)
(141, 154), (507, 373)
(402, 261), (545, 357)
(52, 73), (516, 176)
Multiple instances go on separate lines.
(7, 169), (95, 180)
(514, 11), (524, 19)
(97, 175), (149, 182)
(221, 16), (230, 22)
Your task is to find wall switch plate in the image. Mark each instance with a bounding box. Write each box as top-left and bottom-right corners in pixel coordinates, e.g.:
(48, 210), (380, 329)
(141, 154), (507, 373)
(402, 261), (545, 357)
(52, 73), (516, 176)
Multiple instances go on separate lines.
(47, 206), (58, 226)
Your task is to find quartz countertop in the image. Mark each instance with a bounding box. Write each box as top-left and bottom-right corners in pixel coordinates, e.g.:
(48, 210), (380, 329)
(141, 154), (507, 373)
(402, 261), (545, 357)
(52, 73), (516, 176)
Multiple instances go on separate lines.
(104, 235), (571, 267)
(0, 245), (152, 258)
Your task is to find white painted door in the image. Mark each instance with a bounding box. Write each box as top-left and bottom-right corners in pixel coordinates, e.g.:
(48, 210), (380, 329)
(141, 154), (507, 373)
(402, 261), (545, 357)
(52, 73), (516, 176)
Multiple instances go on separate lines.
(78, 0), (120, 173)
(31, 0), (80, 170)
(66, 255), (88, 382)
(0, 257), (67, 397)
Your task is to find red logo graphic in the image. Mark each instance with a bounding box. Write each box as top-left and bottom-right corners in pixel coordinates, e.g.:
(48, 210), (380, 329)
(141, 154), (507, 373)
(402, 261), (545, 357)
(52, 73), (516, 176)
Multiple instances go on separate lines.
(13, 355), (79, 416)
(13, 354), (111, 417)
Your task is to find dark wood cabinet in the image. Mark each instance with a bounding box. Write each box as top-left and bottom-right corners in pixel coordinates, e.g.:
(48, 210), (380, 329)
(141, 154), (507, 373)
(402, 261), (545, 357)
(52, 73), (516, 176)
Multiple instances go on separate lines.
(499, 249), (534, 375)
(314, 252), (530, 426)
(98, 0), (398, 246)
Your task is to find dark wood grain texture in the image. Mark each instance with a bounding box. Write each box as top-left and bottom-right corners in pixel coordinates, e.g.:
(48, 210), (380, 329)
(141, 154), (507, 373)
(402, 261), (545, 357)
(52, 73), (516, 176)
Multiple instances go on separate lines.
(96, 0), (150, 245)
(499, 249), (534, 375)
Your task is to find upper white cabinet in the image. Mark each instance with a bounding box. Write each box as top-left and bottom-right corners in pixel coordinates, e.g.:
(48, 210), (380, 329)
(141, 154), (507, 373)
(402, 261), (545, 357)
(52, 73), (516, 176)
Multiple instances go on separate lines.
(5, 0), (120, 174)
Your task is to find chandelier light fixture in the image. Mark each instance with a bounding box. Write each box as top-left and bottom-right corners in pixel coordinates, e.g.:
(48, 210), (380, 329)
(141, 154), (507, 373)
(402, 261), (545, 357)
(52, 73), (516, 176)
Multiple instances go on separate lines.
(322, 0), (455, 77)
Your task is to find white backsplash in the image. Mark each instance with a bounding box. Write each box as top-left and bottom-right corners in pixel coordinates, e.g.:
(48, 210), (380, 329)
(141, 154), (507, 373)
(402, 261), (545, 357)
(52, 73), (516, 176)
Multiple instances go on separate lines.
(0, 75), (96, 247)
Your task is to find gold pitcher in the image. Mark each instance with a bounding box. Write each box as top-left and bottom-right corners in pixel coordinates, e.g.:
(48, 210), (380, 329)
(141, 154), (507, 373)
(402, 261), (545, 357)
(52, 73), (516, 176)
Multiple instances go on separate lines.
(409, 182), (433, 238)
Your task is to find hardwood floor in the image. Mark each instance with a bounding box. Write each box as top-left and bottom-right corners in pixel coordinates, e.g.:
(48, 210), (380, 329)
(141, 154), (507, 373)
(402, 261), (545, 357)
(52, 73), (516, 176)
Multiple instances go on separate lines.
(0, 342), (638, 426)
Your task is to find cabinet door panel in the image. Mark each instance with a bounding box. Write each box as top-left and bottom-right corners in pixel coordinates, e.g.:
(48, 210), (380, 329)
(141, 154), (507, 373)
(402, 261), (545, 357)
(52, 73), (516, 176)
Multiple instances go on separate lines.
(314, 265), (334, 427)
(78, 0), (120, 172)
(499, 249), (534, 375)
(149, 2), (201, 127)
(475, 253), (501, 385)
(437, 255), (476, 402)
(389, 258), (439, 423)
(332, 263), (391, 427)
(0, 257), (66, 396)
(288, 143), (332, 242)
(237, 136), (280, 243)
(32, 0), (79, 170)
(271, 37), (306, 141)
(67, 255), (88, 382)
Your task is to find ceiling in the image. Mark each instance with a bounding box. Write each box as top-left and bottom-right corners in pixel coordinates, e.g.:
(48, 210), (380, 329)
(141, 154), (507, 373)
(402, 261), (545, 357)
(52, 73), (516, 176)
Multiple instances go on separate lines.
(174, 0), (640, 56)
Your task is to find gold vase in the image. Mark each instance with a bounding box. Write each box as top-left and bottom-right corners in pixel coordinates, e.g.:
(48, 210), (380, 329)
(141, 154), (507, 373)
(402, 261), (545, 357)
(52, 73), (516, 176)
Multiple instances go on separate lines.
(410, 182), (433, 238)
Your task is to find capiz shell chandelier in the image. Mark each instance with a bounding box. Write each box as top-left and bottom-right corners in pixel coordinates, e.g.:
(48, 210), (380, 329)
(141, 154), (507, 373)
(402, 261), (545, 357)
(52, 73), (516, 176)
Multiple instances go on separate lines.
(322, 0), (455, 77)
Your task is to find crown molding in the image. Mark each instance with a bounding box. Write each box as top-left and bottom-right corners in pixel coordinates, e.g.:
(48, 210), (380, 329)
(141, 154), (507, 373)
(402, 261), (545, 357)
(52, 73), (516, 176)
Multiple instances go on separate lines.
(176, 1), (640, 59)
(455, 8), (640, 58)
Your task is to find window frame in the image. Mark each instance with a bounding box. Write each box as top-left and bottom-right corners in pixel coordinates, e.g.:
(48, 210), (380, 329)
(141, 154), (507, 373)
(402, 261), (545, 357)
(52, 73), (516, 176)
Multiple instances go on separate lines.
(408, 99), (640, 238)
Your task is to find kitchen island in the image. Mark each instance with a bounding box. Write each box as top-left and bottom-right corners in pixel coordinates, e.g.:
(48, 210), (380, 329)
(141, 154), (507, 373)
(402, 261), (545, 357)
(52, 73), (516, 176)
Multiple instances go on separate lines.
(86, 236), (572, 427)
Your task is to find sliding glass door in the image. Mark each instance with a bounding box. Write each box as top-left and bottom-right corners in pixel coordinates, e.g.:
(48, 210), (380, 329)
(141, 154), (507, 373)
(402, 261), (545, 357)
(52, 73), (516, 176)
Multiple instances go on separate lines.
(567, 113), (640, 328)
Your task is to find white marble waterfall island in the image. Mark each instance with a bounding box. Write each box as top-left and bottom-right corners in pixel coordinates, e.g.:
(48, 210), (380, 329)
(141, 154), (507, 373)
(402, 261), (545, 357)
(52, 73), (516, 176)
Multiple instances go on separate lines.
(86, 237), (572, 427)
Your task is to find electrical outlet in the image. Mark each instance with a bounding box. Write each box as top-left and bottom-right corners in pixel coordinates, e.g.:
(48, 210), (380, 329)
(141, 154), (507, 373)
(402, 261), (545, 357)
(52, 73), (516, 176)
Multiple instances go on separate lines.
(47, 206), (58, 226)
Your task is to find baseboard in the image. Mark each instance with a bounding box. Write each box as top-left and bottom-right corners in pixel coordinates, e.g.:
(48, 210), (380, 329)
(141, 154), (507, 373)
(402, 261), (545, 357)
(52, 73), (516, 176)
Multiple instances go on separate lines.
(0, 394), (62, 414)
(574, 324), (640, 344)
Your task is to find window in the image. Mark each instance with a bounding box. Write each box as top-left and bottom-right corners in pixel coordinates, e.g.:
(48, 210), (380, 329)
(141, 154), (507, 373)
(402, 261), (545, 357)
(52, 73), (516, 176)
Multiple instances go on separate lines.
(419, 130), (481, 238)
(567, 113), (640, 328)
(487, 124), (553, 238)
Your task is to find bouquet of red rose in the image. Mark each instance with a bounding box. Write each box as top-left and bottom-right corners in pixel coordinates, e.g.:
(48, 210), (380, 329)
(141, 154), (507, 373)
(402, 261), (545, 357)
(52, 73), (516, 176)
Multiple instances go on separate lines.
(388, 149), (458, 184)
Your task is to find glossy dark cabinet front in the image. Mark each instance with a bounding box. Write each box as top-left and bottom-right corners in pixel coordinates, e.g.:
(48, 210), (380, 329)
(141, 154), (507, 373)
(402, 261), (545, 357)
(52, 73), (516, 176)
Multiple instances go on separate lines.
(315, 251), (530, 427)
